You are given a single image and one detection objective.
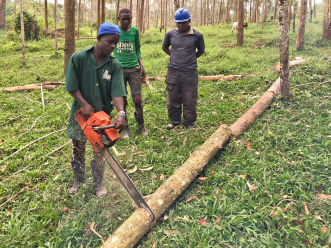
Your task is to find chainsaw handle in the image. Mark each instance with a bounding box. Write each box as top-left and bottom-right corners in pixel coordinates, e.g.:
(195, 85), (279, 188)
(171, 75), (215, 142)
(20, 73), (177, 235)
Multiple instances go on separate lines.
(92, 123), (117, 130)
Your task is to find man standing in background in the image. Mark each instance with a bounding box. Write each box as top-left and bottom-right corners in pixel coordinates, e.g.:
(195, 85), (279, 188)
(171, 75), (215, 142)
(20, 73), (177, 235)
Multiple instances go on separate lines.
(114, 8), (148, 138)
(162, 8), (205, 129)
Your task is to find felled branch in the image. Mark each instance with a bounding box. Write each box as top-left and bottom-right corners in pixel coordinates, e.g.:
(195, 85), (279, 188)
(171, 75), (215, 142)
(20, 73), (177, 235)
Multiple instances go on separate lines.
(0, 82), (64, 92)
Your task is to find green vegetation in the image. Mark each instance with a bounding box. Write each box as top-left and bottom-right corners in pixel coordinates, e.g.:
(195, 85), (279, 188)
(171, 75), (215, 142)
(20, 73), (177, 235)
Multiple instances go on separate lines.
(0, 9), (330, 248)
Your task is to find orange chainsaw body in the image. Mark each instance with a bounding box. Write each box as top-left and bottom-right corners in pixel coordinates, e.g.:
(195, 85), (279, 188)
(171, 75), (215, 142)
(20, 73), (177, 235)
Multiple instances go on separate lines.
(75, 110), (120, 152)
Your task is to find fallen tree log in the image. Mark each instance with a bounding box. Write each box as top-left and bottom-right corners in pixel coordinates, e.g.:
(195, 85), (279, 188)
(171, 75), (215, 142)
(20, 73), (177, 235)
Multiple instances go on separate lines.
(104, 125), (232, 247)
(0, 82), (64, 92)
(103, 59), (306, 248)
(275, 59), (306, 71)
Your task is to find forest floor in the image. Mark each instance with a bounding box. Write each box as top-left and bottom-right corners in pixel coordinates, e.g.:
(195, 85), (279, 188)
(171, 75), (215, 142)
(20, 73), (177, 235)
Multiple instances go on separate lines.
(0, 16), (330, 248)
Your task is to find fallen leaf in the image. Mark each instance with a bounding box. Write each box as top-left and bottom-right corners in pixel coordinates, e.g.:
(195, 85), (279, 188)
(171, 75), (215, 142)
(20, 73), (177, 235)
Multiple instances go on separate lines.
(89, 222), (95, 230)
(255, 151), (260, 155)
(118, 217), (123, 221)
(186, 195), (197, 202)
(314, 215), (324, 221)
(164, 230), (171, 236)
(114, 200), (120, 205)
(198, 219), (208, 225)
(162, 215), (169, 221)
(239, 174), (248, 180)
(316, 194), (331, 199)
(212, 111), (217, 115)
(62, 207), (69, 213)
(246, 182), (257, 192)
(140, 166), (154, 171)
(215, 216), (222, 224)
(161, 136), (165, 140)
(303, 202), (310, 215)
(276, 150), (281, 155)
(151, 174), (157, 179)
(282, 202), (292, 212)
(198, 177), (208, 181)
(282, 195), (289, 199)
(1, 165), (6, 173)
(127, 166), (138, 174)
(183, 137), (187, 146)
(160, 174), (165, 180)
(82, 194), (85, 198)
(321, 227), (328, 233)
(209, 170), (215, 175)
(245, 141), (253, 150)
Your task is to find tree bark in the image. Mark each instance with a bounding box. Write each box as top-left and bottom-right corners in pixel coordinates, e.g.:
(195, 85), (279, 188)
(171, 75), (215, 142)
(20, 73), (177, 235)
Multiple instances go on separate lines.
(129, 0), (132, 11)
(0, 0), (6, 29)
(139, 0), (144, 32)
(115, 0), (120, 25)
(101, 0), (105, 23)
(212, 0), (216, 24)
(77, 0), (81, 38)
(44, 0), (48, 30)
(174, 0), (180, 10)
(262, 0), (266, 29)
(64, 0), (75, 71)
(313, 0), (316, 17)
(97, 0), (100, 31)
(279, 0), (290, 97)
(225, 0), (230, 23)
(237, 0), (244, 45)
(296, 0), (307, 50)
(54, 0), (58, 55)
(146, 0), (149, 30)
(20, 0), (26, 66)
(309, 0), (312, 22)
(292, 0), (297, 33)
(164, 0), (167, 33)
(273, 0), (278, 20)
(288, 0), (292, 30)
(322, 0), (331, 40)
(160, 0), (163, 31)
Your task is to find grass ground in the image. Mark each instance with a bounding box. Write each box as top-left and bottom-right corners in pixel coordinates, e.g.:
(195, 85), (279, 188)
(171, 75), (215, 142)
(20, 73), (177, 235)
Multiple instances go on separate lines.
(0, 13), (330, 248)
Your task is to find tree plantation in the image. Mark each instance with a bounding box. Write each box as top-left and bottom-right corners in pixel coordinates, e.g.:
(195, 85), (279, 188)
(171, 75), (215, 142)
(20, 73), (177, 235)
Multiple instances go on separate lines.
(0, 0), (330, 247)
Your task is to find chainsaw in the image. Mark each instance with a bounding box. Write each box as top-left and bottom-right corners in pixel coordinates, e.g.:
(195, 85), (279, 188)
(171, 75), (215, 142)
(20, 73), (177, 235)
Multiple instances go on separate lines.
(75, 109), (155, 221)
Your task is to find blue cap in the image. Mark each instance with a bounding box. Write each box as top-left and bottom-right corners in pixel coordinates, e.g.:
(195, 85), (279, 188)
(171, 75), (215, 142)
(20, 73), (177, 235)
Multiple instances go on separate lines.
(97, 22), (121, 38)
(174, 8), (191, 22)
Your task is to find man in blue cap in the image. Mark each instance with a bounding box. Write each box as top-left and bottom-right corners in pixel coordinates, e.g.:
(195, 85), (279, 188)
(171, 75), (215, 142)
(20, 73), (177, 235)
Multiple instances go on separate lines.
(162, 8), (205, 130)
(65, 22), (126, 198)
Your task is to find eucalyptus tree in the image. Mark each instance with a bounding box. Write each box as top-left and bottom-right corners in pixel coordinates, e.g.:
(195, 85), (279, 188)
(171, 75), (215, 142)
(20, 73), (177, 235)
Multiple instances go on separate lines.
(296, 0), (307, 50)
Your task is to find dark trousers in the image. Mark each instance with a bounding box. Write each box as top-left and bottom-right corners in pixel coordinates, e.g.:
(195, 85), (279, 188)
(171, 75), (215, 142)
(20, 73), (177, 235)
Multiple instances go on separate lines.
(122, 67), (144, 125)
(166, 69), (198, 125)
(71, 139), (105, 182)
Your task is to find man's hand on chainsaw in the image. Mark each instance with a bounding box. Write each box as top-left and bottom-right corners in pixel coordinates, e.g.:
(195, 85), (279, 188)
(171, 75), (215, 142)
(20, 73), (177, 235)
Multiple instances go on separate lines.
(81, 104), (94, 117)
(114, 115), (126, 130)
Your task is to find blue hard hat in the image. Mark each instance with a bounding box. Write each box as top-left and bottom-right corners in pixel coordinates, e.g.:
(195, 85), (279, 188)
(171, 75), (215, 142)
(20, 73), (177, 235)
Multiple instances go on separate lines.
(174, 8), (191, 22)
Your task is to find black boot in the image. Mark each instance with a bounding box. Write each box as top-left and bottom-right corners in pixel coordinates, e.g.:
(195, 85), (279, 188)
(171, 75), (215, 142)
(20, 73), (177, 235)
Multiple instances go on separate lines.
(68, 161), (85, 194)
(91, 160), (107, 198)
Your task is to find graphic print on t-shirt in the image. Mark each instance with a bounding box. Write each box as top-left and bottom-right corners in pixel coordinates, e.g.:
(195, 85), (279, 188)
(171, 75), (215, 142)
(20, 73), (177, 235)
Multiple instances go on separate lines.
(116, 40), (134, 54)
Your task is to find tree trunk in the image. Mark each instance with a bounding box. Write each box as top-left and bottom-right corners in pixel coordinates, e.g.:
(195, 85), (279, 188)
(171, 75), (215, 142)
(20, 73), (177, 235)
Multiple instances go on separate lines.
(64, 0), (75, 71)
(218, 0), (223, 23)
(139, 0), (144, 32)
(136, 0), (139, 27)
(309, 0), (312, 22)
(97, 0), (100, 31)
(296, 0), (307, 50)
(164, 0), (167, 33)
(279, 0), (290, 97)
(160, 0), (163, 31)
(262, 0), (266, 29)
(288, 0), (292, 30)
(237, 0), (244, 45)
(292, 0), (297, 33)
(0, 0), (6, 29)
(115, 0), (120, 25)
(101, 0), (105, 23)
(54, 0), (58, 55)
(146, 0), (149, 30)
(174, 0), (179, 10)
(129, 0), (132, 11)
(212, 0), (216, 24)
(322, 0), (331, 40)
(225, 0), (230, 23)
(77, 0), (81, 38)
(20, 0), (26, 66)
(313, 0), (316, 17)
(273, 0), (278, 20)
(255, 0), (260, 22)
(44, 0), (48, 30)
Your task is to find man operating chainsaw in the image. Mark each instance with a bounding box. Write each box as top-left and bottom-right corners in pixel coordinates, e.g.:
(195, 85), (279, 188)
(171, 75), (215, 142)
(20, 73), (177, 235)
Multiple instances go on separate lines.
(65, 22), (126, 198)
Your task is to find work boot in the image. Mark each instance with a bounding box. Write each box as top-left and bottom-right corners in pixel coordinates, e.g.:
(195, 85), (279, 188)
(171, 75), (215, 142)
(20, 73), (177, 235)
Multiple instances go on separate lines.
(91, 160), (108, 198)
(138, 124), (149, 136)
(68, 161), (85, 194)
(121, 126), (130, 139)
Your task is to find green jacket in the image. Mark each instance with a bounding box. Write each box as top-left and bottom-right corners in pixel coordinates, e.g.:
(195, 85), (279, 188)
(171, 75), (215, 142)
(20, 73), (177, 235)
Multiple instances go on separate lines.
(65, 46), (126, 141)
